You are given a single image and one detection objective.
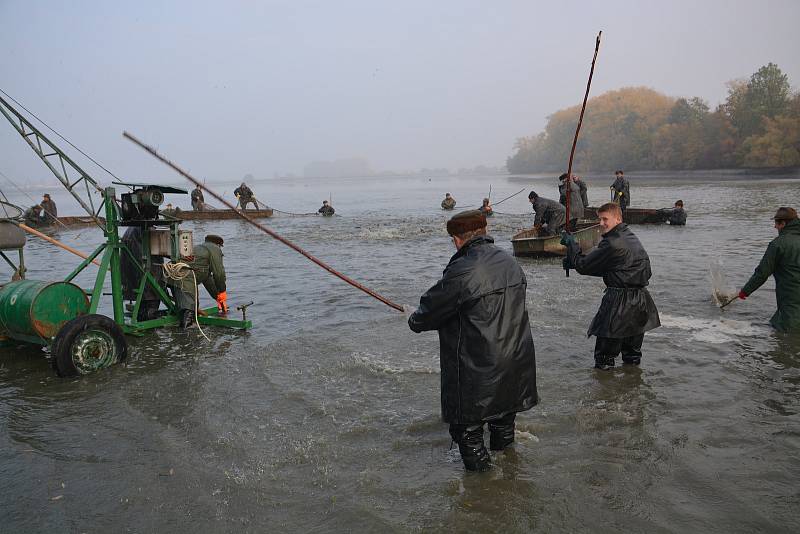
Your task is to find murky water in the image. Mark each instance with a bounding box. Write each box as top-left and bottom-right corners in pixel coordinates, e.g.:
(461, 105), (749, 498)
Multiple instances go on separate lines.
(2, 170), (799, 532)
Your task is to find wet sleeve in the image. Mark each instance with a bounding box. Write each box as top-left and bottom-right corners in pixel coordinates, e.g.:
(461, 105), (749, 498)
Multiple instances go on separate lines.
(742, 241), (777, 295)
(573, 238), (616, 277)
(408, 272), (463, 333)
(533, 205), (544, 226)
(209, 248), (227, 293)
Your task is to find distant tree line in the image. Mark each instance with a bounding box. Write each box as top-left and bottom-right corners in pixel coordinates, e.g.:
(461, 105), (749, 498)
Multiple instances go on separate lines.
(507, 63), (800, 173)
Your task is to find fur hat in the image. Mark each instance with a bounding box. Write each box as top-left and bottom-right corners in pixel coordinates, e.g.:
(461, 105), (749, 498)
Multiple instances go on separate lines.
(205, 234), (224, 246)
(774, 207), (798, 221)
(446, 210), (486, 236)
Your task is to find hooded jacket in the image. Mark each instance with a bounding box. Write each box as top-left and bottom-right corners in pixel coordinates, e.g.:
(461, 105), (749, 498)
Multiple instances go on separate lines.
(567, 223), (660, 338)
(408, 235), (538, 424)
(742, 218), (800, 332)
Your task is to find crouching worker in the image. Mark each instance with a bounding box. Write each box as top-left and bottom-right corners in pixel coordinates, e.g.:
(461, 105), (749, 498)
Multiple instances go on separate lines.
(170, 234), (228, 328)
(407, 210), (538, 471)
(562, 202), (660, 370)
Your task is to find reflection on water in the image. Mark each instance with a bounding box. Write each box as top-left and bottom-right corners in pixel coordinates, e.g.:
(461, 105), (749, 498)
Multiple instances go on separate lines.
(1, 171), (799, 532)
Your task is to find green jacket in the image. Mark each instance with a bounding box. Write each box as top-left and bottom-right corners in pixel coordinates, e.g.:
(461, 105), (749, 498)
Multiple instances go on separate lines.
(742, 218), (800, 332)
(175, 242), (226, 296)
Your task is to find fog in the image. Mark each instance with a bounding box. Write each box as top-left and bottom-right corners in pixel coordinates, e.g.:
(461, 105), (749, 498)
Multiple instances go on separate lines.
(1, 0), (798, 186)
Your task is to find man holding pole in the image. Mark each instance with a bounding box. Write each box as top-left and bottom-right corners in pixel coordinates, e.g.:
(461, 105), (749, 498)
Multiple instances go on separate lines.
(407, 210), (538, 471)
(737, 207), (800, 332)
(562, 203), (660, 369)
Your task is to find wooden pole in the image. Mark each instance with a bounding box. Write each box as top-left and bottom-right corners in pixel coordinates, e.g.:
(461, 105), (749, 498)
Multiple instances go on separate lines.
(565, 31), (602, 233)
(123, 132), (404, 313)
(19, 223), (100, 266)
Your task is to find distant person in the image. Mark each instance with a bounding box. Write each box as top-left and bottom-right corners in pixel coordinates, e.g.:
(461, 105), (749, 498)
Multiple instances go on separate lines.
(528, 191), (566, 236)
(191, 185), (205, 211)
(610, 170), (630, 215)
(667, 200), (687, 225)
(407, 210), (538, 471)
(441, 193), (456, 210)
(558, 173), (585, 228)
(737, 207), (800, 332)
(562, 202), (660, 370)
(318, 200), (335, 216)
(234, 182), (257, 210)
(23, 205), (42, 226)
(40, 193), (57, 224)
(575, 175), (589, 209)
(479, 197), (494, 217)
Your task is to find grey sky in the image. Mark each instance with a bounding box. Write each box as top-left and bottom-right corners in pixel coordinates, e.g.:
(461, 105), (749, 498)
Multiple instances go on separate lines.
(1, 0), (798, 183)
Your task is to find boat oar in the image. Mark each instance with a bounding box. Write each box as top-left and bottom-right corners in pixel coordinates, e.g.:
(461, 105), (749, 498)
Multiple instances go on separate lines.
(124, 132), (403, 313)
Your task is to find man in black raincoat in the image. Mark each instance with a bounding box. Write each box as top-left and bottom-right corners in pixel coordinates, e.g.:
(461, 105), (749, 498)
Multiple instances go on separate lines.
(407, 210), (538, 471)
(563, 202), (660, 370)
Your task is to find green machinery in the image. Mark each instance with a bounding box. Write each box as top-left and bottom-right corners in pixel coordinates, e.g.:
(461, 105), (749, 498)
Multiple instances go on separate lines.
(0, 93), (251, 376)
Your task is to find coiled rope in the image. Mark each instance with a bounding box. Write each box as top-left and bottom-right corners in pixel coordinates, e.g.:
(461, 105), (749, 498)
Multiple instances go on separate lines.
(161, 262), (212, 341)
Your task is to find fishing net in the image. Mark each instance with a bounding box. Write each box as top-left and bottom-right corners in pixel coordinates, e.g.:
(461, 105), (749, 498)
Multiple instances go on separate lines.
(709, 258), (737, 307)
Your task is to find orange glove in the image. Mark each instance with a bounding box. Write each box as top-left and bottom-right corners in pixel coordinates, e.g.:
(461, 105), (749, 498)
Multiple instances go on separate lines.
(216, 291), (228, 313)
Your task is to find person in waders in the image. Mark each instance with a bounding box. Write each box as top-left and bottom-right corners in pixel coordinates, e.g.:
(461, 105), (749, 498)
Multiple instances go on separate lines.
(562, 202), (660, 370)
(407, 210), (538, 471)
(738, 207), (800, 332)
(171, 234), (228, 328)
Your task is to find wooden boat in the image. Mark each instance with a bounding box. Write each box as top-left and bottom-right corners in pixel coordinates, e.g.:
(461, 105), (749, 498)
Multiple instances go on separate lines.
(511, 221), (602, 257)
(162, 208), (274, 221)
(22, 216), (106, 231)
(584, 206), (669, 225)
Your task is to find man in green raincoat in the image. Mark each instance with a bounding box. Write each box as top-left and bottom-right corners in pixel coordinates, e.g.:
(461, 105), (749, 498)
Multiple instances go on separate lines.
(172, 234), (227, 328)
(739, 207), (800, 332)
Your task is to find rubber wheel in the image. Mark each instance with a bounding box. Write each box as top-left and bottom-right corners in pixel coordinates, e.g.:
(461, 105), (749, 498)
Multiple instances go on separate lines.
(51, 314), (127, 377)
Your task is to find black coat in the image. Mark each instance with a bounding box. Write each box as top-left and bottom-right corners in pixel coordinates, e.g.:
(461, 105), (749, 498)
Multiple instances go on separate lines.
(567, 223), (660, 338)
(408, 236), (538, 424)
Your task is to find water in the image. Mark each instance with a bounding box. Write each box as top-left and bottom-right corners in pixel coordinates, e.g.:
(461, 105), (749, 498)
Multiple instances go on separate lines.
(1, 170), (799, 532)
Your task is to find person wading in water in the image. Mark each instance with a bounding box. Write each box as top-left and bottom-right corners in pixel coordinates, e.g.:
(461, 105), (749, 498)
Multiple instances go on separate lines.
(406, 210), (538, 471)
(562, 202), (660, 370)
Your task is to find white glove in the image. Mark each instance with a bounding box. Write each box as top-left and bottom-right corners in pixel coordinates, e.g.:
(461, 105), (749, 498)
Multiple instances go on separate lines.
(402, 304), (416, 320)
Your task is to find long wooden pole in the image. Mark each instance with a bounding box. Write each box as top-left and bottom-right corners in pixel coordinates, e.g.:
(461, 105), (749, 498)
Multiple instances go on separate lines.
(19, 223), (100, 266)
(565, 31), (602, 233)
(123, 132), (404, 313)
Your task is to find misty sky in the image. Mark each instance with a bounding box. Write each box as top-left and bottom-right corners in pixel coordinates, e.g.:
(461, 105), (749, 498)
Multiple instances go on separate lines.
(1, 0), (798, 184)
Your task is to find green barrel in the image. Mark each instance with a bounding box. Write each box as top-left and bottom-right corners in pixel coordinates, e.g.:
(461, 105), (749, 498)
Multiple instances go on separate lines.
(0, 280), (89, 341)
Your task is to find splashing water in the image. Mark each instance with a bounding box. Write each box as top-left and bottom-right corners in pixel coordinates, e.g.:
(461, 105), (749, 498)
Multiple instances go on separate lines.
(709, 259), (737, 307)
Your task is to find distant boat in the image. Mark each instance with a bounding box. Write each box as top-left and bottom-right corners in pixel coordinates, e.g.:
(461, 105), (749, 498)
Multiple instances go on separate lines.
(584, 206), (670, 225)
(22, 216), (106, 231)
(511, 222), (602, 257)
(163, 207), (274, 221)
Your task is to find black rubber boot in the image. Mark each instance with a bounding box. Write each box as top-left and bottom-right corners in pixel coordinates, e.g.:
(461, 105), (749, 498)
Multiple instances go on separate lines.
(489, 413), (516, 451)
(179, 309), (195, 329)
(450, 424), (492, 472)
(621, 356), (641, 365)
(594, 355), (615, 370)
